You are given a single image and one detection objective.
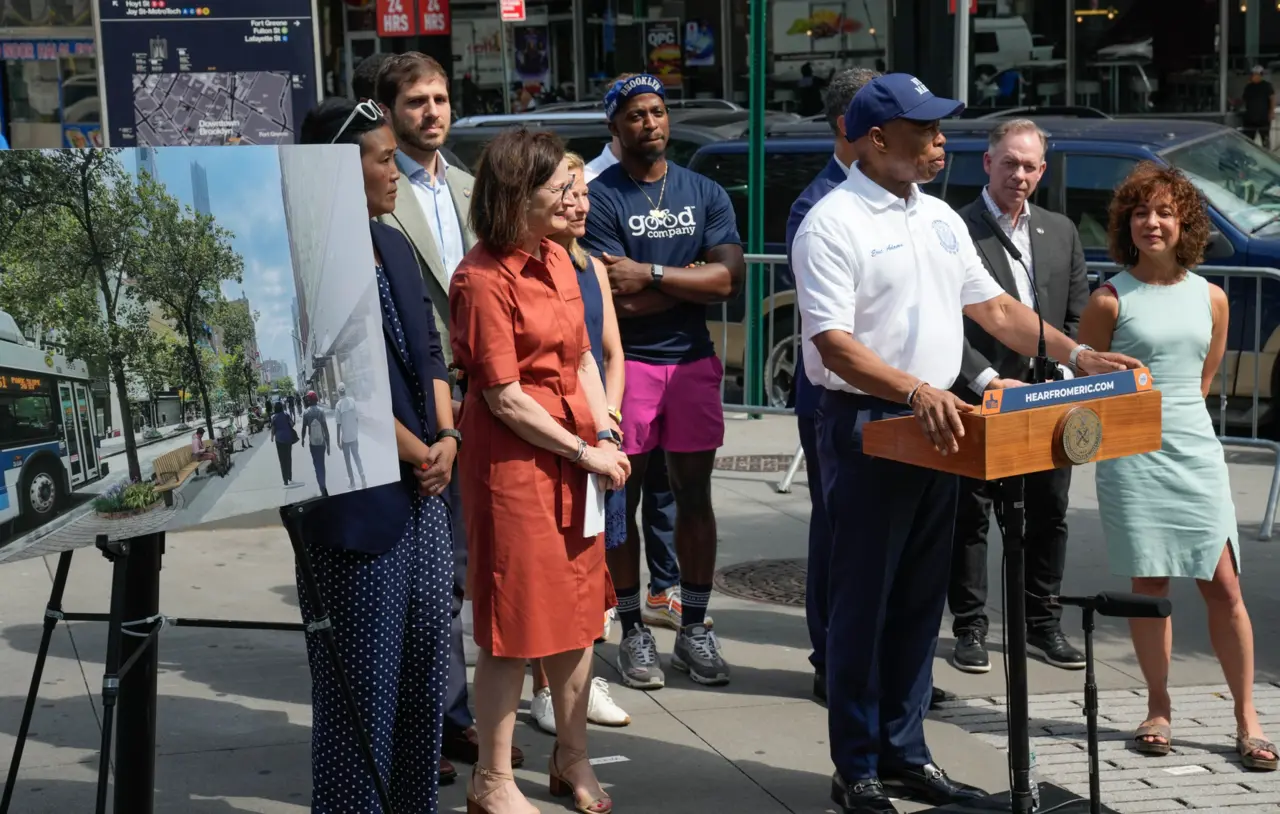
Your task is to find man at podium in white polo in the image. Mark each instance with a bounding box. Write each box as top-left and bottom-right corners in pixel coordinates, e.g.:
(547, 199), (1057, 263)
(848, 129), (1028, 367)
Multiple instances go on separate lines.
(790, 73), (1142, 814)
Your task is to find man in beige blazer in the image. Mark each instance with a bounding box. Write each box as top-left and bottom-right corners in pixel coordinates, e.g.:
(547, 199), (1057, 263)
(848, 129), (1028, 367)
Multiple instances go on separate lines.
(373, 52), (476, 371)
(371, 51), (507, 787)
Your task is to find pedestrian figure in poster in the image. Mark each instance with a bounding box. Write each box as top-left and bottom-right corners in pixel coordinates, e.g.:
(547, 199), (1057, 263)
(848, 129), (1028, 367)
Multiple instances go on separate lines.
(270, 401), (296, 486)
(301, 390), (331, 497)
(335, 382), (367, 490)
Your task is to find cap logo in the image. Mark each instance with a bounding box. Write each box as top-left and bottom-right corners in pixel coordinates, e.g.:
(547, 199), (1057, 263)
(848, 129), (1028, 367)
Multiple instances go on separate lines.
(911, 77), (930, 96)
(603, 73), (666, 119)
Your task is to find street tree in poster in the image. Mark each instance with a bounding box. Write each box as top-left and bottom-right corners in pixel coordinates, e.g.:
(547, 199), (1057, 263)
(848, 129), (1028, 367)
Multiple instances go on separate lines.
(133, 181), (245, 441)
(0, 150), (154, 481)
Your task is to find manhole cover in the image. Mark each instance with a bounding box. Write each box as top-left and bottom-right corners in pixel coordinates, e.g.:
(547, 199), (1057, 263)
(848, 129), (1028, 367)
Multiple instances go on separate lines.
(714, 454), (795, 473)
(714, 558), (807, 606)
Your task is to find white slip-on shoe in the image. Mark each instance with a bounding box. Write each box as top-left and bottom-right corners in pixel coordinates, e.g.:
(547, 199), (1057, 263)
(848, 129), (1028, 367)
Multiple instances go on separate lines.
(586, 676), (631, 727)
(530, 686), (557, 735)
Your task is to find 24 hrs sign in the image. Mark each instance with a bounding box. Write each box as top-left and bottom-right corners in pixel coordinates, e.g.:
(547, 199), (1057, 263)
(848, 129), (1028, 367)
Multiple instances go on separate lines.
(377, 0), (416, 36)
(421, 0), (450, 35)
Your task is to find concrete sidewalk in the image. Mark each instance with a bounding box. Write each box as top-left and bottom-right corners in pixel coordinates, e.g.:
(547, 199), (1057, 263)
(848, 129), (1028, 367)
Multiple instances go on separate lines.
(0, 415), (1278, 812)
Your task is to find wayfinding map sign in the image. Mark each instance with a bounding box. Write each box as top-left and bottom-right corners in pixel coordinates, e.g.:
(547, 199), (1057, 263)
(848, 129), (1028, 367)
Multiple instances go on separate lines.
(93, 0), (323, 147)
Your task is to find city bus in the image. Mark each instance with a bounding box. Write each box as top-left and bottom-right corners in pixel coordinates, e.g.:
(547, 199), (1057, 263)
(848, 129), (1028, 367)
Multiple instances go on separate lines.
(0, 311), (106, 532)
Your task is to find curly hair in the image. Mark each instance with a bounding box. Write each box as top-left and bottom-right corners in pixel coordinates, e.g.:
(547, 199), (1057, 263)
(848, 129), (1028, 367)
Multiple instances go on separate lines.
(1107, 161), (1210, 269)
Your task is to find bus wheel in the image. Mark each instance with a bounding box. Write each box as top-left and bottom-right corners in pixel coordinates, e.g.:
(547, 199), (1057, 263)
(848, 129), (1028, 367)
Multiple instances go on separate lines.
(21, 463), (62, 521)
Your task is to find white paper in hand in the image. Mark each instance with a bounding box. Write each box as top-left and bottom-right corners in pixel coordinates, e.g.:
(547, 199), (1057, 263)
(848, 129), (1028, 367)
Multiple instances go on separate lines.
(584, 472), (606, 538)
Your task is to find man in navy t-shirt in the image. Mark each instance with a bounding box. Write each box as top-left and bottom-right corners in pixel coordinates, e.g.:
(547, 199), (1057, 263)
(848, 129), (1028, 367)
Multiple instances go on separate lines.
(583, 73), (745, 690)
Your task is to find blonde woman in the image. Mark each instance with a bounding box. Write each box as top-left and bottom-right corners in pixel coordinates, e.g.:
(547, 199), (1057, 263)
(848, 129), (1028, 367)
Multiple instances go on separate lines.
(529, 151), (631, 734)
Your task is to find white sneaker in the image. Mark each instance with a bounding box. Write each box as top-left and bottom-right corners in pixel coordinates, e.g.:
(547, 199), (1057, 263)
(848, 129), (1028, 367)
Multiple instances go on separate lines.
(530, 686), (556, 734)
(601, 608), (616, 642)
(587, 676), (631, 727)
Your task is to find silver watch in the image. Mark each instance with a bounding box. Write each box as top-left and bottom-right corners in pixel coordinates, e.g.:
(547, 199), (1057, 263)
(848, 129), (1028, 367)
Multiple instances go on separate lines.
(649, 263), (665, 288)
(1069, 344), (1093, 370)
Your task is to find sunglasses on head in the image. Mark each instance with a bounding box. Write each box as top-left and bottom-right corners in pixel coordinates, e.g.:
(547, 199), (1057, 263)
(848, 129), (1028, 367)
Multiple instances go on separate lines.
(332, 99), (384, 144)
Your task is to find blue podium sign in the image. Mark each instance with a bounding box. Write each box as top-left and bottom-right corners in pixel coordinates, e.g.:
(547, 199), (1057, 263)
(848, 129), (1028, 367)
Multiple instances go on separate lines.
(979, 368), (1153, 416)
(92, 0), (322, 147)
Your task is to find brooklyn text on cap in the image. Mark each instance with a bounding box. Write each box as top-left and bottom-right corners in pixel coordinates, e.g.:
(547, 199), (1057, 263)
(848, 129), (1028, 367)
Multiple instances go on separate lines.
(1253, 65), (1266, 73)
(603, 73), (666, 120)
(843, 73), (966, 142)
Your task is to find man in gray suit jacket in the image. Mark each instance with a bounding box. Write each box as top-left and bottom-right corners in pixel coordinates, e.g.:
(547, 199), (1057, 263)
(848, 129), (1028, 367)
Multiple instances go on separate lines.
(371, 52), (519, 784)
(947, 119), (1091, 677)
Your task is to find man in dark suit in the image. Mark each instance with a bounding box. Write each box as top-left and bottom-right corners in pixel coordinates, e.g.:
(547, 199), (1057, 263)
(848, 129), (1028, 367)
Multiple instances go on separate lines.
(785, 66), (878, 704)
(947, 119), (1090, 674)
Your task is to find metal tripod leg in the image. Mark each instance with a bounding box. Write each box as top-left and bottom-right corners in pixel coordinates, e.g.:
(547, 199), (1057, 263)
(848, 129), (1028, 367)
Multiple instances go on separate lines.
(776, 442), (805, 493)
(280, 505), (393, 812)
(0, 550), (75, 814)
(95, 536), (132, 814)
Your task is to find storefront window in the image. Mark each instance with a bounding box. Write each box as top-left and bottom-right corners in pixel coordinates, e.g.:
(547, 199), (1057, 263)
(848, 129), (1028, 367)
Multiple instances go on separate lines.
(770, 1), (889, 115)
(0, 40), (100, 149)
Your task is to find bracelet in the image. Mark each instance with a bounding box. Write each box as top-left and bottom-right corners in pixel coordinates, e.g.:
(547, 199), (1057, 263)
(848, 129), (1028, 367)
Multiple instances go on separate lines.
(607, 407), (622, 425)
(570, 437), (587, 463)
(907, 382), (927, 406)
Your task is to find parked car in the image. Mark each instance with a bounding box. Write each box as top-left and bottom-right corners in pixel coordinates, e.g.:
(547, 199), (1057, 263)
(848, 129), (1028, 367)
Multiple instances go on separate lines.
(691, 117), (1280, 430)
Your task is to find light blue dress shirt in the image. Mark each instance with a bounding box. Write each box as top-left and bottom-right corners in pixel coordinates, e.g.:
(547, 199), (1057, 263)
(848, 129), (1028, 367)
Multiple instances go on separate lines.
(395, 149), (465, 279)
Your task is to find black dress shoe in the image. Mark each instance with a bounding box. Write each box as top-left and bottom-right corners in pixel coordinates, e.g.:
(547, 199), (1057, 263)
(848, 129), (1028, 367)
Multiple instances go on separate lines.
(930, 686), (948, 709)
(814, 669), (827, 703)
(880, 762), (985, 806)
(952, 630), (991, 674)
(439, 756), (457, 785)
(1028, 628), (1086, 670)
(831, 773), (896, 814)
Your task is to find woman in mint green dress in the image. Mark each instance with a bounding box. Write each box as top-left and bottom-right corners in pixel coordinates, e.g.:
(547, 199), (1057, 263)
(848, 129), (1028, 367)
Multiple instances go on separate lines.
(1078, 162), (1274, 771)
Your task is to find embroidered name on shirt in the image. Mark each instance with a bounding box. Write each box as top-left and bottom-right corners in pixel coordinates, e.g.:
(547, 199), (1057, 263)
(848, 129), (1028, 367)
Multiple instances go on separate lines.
(870, 243), (904, 257)
(627, 205), (699, 239)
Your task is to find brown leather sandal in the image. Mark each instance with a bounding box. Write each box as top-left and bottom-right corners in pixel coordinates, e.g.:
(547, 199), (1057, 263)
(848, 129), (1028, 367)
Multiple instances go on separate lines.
(1237, 732), (1279, 771)
(549, 742), (613, 814)
(1132, 723), (1172, 756)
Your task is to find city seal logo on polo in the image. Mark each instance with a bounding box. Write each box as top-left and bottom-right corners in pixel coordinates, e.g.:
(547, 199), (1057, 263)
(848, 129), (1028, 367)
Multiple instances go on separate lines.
(932, 219), (959, 254)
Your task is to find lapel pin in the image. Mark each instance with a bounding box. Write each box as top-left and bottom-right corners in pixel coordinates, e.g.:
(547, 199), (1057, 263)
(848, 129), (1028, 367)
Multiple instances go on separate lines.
(1035, 227), (1044, 234)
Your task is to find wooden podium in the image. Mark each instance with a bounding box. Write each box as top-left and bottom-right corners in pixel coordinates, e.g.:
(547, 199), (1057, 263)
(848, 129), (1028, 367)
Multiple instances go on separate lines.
(863, 368), (1162, 814)
(863, 369), (1162, 480)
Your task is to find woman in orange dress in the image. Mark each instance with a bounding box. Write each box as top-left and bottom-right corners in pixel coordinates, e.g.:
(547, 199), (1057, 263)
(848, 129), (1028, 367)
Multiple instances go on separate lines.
(450, 128), (630, 814)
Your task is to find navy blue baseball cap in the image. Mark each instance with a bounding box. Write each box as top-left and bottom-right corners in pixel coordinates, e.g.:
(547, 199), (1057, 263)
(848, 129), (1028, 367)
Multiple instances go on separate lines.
(843, 73), (965, 142)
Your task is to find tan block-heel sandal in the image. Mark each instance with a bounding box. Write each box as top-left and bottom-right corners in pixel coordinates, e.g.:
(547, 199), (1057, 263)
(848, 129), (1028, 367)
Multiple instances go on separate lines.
(467, 764), (514, 814)
(1237, 732), (1279, 771)
(549, 742), (613, 813)
(1132, 723), (1171, 756)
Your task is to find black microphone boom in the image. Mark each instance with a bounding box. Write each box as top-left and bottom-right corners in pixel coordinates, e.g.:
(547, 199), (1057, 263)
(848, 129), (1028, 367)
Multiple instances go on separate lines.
(1053, 591), (1172, 619)
(979, 209), (1054, 384)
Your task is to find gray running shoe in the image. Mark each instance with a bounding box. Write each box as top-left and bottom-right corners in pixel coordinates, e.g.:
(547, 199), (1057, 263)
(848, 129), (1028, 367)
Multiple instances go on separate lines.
(616, 624), (665, 690)
(672, 624), (731, 686)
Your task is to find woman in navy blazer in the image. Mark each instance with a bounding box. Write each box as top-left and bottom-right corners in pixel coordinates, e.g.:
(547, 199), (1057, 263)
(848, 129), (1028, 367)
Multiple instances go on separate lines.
(296, 97), (461, 814)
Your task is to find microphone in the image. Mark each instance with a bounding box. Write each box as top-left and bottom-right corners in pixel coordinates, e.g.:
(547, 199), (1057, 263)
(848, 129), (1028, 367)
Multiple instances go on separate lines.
(1051, 591), (1172, 619)
(979, 209), (1057, 384)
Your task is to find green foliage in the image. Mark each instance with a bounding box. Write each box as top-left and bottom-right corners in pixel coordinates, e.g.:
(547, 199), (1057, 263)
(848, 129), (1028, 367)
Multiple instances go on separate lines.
(92, 481), (158, 513)
(121, 482), (158, 510)
(275, 374), (294, 395)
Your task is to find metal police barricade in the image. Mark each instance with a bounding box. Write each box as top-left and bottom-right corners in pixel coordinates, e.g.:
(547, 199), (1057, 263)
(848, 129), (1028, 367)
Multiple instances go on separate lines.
(712, 253), (805, 492)
(1088, 261), (1280, 541)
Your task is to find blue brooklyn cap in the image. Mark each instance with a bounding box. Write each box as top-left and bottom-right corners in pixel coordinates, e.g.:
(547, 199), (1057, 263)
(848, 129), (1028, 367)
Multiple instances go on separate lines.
(843, 73), (965, 142)
(603, 73), (666, 120)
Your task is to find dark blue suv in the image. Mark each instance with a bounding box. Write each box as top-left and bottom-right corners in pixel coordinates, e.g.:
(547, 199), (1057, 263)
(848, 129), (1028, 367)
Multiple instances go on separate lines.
(691, 117), (1280, 429)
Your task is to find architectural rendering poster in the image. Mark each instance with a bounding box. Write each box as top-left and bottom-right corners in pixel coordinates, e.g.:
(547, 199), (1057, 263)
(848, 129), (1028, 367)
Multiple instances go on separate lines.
(0, 145), (399, 554)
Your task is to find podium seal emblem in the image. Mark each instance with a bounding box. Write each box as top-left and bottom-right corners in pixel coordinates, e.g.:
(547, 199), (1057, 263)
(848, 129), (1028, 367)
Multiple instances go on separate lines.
(1059, 407), (1103, 465)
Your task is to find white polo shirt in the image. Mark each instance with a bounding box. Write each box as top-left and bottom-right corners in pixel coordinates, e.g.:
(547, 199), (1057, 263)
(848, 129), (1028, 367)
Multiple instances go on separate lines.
(792, 162), (1006, 394)
(584, 144), (618, 184)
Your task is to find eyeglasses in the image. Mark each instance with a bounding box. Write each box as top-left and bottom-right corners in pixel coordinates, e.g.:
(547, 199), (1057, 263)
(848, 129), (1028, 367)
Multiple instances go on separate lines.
(541, 173), (578, 200)
(331, 99), (383, 144)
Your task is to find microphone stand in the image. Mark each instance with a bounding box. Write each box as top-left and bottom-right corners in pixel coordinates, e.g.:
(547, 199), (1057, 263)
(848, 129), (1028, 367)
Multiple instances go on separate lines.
(979, 208), (1053, 813)
(1082, 607), (1101, 814)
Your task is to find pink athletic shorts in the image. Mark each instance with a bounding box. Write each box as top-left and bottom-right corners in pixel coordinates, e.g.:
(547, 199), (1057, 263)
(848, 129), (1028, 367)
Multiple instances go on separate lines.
(620, 356), (725, 456)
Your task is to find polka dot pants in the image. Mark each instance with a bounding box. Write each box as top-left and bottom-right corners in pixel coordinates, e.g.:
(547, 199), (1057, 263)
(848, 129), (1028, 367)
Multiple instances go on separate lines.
(298, 495), (453, 813)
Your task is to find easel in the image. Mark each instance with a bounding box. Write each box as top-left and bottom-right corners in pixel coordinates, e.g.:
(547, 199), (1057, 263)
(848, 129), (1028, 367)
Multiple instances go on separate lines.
(0, 500), (392, 814)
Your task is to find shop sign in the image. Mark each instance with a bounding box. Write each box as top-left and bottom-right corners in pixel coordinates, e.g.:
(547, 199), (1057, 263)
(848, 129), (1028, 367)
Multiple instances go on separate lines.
(948, 0), (978, 11)
(499, 0), (525, 23)
(0, 39), (95, 61)
(376, 0), (416, 36)
(644, 20), (682, 90)
(421, 0), (450, 35)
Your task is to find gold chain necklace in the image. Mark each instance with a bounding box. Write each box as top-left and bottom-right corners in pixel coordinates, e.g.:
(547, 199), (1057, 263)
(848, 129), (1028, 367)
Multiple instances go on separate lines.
(629, 165), (669, 220)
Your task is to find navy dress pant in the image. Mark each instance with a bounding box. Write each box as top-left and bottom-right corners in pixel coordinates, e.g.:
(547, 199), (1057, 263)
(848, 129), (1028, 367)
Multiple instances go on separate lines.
(798, 412), (830, 672)
(819, 391), (958, 781)
(300, 495), (453, 813)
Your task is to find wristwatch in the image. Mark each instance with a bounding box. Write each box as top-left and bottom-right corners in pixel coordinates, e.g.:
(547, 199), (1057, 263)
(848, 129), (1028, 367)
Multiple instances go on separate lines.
(597, 429), (622, 446)
(1069, 344), (1093, 371)
(649, 263), (665, 288)
(435, 428), (462, 449)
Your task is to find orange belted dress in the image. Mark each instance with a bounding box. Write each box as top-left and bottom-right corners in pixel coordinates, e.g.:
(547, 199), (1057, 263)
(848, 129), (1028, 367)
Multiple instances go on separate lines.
(449, 239), (616, 659)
